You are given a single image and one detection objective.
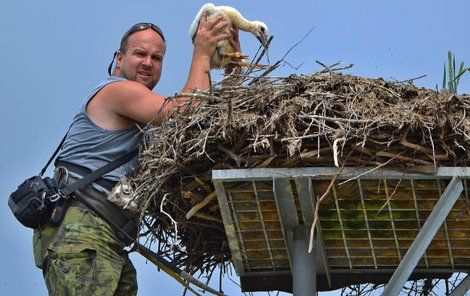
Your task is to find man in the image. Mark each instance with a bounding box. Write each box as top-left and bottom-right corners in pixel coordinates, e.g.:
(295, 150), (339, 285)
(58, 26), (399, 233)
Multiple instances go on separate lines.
(33, 12), (238, 295)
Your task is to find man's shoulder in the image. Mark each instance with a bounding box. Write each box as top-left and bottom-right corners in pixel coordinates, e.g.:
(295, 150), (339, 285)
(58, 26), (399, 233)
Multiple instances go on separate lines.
(99, 77), (147, 93)
(92, 78), (152, 107)
(94, 76), (126, 90)
(89, 76), (166, 125)
(86, 76), (129, 102)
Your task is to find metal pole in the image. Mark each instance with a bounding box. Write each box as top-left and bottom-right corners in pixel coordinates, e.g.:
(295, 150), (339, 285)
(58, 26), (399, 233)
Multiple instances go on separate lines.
(292, 224), (316, 296)
(383, 177), (463, 296)
(449, 274), (470, 296)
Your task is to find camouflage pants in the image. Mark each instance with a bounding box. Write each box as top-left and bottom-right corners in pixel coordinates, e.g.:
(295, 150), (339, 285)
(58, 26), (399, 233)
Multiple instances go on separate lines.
(33, 203), (138, 295)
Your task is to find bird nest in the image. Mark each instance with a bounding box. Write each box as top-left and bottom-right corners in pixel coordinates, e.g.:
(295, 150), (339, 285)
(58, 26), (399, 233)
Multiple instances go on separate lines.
(130, 66), (469, 277)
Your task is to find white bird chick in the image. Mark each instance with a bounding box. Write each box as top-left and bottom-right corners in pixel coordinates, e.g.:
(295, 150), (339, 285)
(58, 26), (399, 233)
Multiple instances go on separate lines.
(189, 3), (270, 69)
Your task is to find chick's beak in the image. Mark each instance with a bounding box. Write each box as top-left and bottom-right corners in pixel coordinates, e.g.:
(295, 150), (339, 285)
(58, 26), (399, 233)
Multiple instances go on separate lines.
(257, 32), (270, 49)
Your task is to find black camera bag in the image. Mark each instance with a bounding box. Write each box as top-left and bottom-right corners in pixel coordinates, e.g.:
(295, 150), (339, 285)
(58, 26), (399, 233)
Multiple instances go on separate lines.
(8, 176), (58, 229)
(7, 133), (68, 229)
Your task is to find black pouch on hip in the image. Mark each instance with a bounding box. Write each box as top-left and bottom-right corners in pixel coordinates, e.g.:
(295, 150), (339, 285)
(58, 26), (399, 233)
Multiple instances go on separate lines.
(8, 176), (58, 229)
(48, 194), (72, 227)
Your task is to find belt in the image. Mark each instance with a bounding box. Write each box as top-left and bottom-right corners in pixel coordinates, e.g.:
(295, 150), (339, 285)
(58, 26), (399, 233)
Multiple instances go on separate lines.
(55, 160), (117, 191)
(59, 175), (138, 246)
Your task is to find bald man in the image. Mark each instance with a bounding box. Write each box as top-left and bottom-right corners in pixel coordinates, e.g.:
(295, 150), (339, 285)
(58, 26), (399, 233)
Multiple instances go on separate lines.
(33, 12), (234, 295)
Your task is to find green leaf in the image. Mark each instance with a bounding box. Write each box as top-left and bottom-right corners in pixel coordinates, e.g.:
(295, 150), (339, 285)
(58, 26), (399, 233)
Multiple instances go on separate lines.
(453, 56), (456, 79)
(452, 57), (456, 91)
(442, 51), (466, 93)
(443, 63), (447, 90)
(454, 66), (469, 83)
(449, 52), (455, 92)
(456, 62), (465, 85)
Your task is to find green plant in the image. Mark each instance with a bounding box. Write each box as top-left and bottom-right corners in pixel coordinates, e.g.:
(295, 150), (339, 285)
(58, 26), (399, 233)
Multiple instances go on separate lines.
(442, 51), (469, 93)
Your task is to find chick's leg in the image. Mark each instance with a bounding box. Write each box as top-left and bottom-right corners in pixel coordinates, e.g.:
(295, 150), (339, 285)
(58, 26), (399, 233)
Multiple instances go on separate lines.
(229, 61), (268, 69)
(221, 52), (268, 69)
(219, 52), (249, 67)
(225, 52), (249, 59)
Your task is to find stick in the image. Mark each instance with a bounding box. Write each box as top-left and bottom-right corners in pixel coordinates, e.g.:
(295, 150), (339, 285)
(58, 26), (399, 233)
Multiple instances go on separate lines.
(308, 155), (349, 253)
(337, 152), (404, 186)
(315, 60), (334, 75)
(300, 114), (373, 123)
(400, 125), (448, 160)
(160, 194), (182, 249)
(244, 35), (274, 77)
(172, 92), (224, 103)
(333, 137), (346, 167)
(391, 74), (427, 84)
(186, 191), (218, 220)
(377, 177), (404, 213)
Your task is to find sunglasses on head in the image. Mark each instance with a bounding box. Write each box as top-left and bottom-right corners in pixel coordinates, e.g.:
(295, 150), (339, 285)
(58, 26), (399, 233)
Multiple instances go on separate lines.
(121, 23), (165, 45)
(108, 22), (165, 76)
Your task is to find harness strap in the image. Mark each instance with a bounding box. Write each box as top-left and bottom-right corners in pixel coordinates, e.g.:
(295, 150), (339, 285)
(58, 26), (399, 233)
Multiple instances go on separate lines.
(55, 161), (117, 191)
(60, 149), (138, 196)
(69, 182), (138, 245)
(39, 133), (68, 177)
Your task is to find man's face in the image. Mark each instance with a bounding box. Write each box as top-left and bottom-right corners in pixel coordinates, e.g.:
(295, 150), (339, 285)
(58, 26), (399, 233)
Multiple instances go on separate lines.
(115, 29), (165, 89)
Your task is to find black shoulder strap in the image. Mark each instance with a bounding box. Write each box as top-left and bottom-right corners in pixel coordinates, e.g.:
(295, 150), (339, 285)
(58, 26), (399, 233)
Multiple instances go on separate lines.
(61, 148), (138, 196)
(39, 132), (68, 177)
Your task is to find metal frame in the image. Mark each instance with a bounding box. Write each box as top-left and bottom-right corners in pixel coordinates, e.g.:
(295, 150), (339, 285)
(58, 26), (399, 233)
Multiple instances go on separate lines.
(212, 167), (470, 181)
(292, 224), (317, 296)
(212, 167), (470, 295)
(272, 177), (299, 270)
(295, 177), (331, 287)
(382, 177), (464, 296)
(449, 274), (470, 296)
(213, 180), (245, 273)
(252, 181), (277, 270)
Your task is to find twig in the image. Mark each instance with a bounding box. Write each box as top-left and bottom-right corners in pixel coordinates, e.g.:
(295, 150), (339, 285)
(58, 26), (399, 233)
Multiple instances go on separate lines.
(378, 177), (404, 213)
(283, 60), (305, 70)
(244, 35), (274, 77)
(248, 27), (314, 86)
(186, 192), (218, 220)
(216, 145), (241, 166)
(427, 126), (437, 171)
(247, 61), (281, 85)
(333, 137), (346, 167)
(300, 114), (373, 123)
(160, 193), (182, 249)
(279, 27), (315, 62)
(316, 60), (334, 75)
(308, 155), (349, 253)
(400, 125), (448, 161)
(172, 92), (224, 103)
(337, 152), (404, 186)
(394, 74), (427, 84)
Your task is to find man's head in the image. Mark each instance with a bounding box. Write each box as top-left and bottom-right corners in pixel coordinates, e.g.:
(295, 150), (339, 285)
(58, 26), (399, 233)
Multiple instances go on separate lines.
(111, 23), (166, 90)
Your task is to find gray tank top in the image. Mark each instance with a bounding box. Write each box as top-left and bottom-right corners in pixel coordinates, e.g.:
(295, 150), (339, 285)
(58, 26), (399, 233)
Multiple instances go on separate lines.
(56, 76), (141, 188)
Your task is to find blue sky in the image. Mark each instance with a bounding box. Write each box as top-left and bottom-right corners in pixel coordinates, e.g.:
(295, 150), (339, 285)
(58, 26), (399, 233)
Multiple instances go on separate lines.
(1, 1), (468, 295)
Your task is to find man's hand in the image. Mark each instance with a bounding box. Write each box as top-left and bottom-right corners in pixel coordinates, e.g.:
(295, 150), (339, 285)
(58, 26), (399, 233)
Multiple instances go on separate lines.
(193, 11), (230, 58)
(181, 11), (232, 104)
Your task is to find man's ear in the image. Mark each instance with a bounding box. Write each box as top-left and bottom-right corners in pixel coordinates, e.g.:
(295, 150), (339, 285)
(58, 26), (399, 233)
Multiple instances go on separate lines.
(114, 50), (123, 75)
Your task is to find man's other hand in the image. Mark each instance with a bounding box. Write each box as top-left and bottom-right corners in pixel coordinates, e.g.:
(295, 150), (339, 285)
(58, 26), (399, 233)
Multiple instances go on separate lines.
(193, 11), (230, 58)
